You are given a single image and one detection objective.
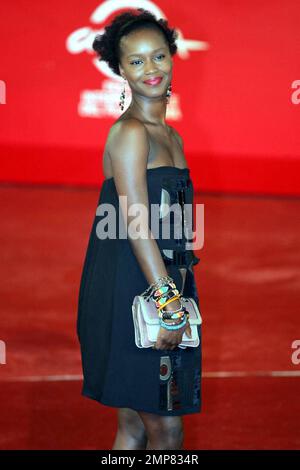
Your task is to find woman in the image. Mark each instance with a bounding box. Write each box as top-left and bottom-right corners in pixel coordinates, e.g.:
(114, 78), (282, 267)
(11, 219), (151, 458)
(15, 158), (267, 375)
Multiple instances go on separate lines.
(77, 8), (202, 450)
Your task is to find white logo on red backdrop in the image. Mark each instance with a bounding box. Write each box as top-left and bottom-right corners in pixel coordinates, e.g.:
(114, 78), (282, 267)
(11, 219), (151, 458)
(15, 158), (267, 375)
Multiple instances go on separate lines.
(66, 0), (209, 119)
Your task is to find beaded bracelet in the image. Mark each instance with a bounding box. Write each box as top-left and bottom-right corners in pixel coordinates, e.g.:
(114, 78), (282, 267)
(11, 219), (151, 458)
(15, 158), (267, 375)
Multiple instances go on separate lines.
(153, 282), (186, 321)
(141, 275), (189, 331)
(160, 309), (185, 320)
(161, 305), (188, 320)
(149, 280), (180, 308)
(142, 275), (175, 301)
(160, 306), (188, 330)
(154, 288), (180, 309)
(152, 282), (177, 298)
(157, 295), (181, 311)
(160, 315), (187, 331)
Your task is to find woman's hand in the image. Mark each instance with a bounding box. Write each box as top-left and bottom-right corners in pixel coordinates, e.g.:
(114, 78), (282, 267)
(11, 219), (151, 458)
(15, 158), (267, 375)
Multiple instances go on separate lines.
(152, 320), (192, 350)
(152, 297), (192, 350)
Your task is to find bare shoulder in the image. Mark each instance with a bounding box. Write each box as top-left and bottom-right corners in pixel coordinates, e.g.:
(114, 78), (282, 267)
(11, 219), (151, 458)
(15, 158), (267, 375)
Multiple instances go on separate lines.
(106, 117), (150, 180)
(107, 117), (149, 156)
(168, 124), (184, 150)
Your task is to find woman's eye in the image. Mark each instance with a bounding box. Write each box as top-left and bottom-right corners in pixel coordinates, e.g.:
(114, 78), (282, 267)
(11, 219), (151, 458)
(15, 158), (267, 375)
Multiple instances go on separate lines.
(130, 54), (165, 66)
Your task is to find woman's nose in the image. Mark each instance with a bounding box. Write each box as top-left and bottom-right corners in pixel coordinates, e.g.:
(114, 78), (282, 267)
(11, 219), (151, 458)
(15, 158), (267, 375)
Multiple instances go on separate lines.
(144, 60), (158, 75)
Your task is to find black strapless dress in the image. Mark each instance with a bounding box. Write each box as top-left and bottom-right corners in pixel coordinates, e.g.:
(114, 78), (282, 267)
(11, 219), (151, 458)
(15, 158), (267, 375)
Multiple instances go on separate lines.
(76, 166), (202, 416)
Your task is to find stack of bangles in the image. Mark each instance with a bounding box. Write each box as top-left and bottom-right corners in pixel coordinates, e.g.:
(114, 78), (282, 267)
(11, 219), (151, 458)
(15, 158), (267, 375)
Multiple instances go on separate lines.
(143, 275), (189, 331)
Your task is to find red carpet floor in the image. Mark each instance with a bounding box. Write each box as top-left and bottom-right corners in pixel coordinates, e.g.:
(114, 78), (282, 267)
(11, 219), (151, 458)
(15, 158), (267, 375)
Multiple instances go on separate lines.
(0, 184), (299, 449)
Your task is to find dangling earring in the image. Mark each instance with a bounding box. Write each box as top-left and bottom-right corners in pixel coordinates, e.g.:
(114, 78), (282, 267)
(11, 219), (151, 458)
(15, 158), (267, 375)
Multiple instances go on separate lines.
(166, 83), (172, 104)
(119, 77), (126, 110)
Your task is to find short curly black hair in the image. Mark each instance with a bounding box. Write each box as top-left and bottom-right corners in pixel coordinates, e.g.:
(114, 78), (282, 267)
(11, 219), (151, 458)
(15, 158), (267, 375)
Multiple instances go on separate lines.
(92, 8), (178, 76)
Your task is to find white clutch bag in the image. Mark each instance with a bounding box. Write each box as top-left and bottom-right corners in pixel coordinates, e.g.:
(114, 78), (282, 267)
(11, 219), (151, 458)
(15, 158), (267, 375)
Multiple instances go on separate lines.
(132, 295), (202, 349)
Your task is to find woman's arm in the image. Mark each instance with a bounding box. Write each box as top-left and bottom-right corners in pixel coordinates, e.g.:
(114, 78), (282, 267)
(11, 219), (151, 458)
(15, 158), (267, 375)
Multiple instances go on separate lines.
(108, 117), (192, 347)
(108, 117), (170, 285)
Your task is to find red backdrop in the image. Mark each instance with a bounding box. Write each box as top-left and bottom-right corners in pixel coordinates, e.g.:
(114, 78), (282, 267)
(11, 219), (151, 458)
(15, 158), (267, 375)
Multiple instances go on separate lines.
(0, 0), (299, 194)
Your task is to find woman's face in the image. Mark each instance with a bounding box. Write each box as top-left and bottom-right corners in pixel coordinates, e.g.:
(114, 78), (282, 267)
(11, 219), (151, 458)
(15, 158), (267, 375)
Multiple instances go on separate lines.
(118, 27), (173, 99)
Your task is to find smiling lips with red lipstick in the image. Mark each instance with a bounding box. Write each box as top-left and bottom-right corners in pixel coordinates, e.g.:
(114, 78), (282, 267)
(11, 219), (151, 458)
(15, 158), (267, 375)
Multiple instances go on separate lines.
(143, 76), (163, 86)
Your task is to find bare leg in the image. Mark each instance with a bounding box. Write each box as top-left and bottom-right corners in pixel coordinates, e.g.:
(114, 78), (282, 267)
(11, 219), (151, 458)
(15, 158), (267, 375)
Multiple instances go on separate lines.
(112, 408), (148, 450)
(138, 411), (184, 450)
(112, 268), (187, 450)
